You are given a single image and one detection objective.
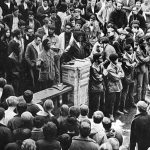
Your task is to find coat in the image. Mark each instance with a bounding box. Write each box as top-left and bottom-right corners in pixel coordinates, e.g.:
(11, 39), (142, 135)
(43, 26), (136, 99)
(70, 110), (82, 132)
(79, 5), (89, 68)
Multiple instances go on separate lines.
(69, 136), (99, 150)
(3, 14), (23, 30)
(129, 14), (146, 31)
(26, 19), (41, 32)
(106, 62), (124, 93)
(89, 63), (104, 93)
(25, 42), (39, 68)
(108, 9), (128, 29)
(130, 112), (150, 150)
(136, 46), (150, 73)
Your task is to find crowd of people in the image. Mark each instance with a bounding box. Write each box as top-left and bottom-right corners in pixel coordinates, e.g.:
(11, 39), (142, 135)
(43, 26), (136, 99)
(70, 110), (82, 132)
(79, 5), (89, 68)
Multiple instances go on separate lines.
(0, 0), (150, 149)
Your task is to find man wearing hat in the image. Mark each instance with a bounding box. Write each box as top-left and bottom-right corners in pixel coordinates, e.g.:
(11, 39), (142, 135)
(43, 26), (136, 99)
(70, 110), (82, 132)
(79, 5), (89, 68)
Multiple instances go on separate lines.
(69, 119), (99, 150)
(130, 101), (150, 150)
(129, 6), (146, 32)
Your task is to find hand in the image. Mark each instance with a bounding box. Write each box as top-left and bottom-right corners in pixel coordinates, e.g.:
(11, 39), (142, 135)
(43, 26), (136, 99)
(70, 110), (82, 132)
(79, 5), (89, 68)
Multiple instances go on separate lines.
(103, 69), (108, 76)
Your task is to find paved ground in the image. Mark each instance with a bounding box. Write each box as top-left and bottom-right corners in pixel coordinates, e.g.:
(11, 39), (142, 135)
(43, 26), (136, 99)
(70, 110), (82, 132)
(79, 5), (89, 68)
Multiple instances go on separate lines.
(115, 108), (137, 147)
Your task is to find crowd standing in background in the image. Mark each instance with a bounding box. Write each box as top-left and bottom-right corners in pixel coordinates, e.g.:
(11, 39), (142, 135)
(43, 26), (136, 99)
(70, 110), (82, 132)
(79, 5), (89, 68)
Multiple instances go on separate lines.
(0, 0), (150, 149)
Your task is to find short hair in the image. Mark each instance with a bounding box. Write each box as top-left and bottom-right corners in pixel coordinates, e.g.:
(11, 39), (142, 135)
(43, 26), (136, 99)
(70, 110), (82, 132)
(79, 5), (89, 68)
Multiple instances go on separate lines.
(0, 107), (5, 120)
(93, 111), (104, 123)
(58, 133), (72, 150)
(69, 106), (80, 118)
(109, 53), (118, 62)
(13, 29), (21, 37)
(34, 32), (43, 39)
(21, 111), (33, 121)
(60, 104), (69, 116)
(43, 122), (57, 139)
(23, 90), (33, 103)
(33, 116), (45, 128)
(17, 102), (27, 115)
(93, 53), (102, 62)
(79, 119), (91, 138)
(43, 99), (54, 112)
(6, 96), (18, 107)
(102, 117), (112, 130)
(80, 104), (89, 116)
(21, 139), (36, 150)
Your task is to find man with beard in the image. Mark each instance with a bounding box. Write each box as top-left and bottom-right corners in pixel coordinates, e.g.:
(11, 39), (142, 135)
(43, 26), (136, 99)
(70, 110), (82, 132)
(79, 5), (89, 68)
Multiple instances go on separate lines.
(108, 1), (128, 30)
(58, 22), (74, 55)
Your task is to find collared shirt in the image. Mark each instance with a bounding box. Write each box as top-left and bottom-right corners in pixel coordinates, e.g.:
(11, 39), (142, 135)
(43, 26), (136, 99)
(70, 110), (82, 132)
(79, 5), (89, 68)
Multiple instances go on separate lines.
(12, 16), (19, 32)
(5, 2), (10, 8)
(23, 2), (28, 9)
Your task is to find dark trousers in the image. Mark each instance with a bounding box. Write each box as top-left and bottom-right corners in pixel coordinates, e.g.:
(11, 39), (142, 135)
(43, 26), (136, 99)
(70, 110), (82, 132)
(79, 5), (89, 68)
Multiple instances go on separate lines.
(121, 79), (135, 110)
(105, 92), (121, 116)
(137, 69), (149, 101)
(89, 92), (104, 118)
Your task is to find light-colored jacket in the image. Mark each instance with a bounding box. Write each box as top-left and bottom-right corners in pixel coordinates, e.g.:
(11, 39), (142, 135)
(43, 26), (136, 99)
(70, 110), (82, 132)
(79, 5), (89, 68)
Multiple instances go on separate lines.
(107, 62), (124, 93)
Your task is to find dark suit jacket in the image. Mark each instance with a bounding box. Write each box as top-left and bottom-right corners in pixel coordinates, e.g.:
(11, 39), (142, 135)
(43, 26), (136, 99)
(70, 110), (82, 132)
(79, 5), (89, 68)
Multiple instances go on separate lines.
(26, 19), (41, 32)
(1, 2), (15, 16)
(130, 112), (150, 150)
(108, 9), (128, 29)
(3, 14), (23, 30)
(18, 3), (29, 21)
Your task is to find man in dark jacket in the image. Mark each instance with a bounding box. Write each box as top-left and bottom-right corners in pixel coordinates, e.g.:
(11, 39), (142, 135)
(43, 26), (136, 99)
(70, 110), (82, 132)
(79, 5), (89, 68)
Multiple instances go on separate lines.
(130, 101), (150, 150)
(108, 1), (128, 29)
(0, 107), (12, 150)
(129, 6), (146, 32)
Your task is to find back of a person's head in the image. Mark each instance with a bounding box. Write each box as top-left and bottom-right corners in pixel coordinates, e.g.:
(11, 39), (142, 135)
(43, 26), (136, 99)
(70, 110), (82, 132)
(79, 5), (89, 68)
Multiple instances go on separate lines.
(17, 102), (27, 115)
(21, 139), (36, 150)
(0, 78), (7, 88)
(43, 122), (57, 139)
(58, 133), (72, 150)
(102, 117), (112, 130)
(80, 104), (89, 116)
(93, 111), (104, 123)
(23, 90), (33, 103)
(1, 84), (15, 101)
(79, 119), (91, 138)
(108, 138), (120, 150)
(43, 99), (54, 112)
(13, 128), (31, 141)
(21, 111), (33, 122)
(6, 96), (18, 107)
(100, 142), (113, 150)
(69, 106), (80, 118)
(60, 104), (69, 116)
(33, 116), (45, 128)
(0, 107), (5, 120)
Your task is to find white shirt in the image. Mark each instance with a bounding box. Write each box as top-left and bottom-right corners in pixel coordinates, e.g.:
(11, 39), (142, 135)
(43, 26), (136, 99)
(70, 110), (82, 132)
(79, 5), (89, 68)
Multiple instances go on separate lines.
(12, 16), (19, 32)
(5, 2), (10, 8)
(5, 107), (17, 125)
(24, 2), (28, 9)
